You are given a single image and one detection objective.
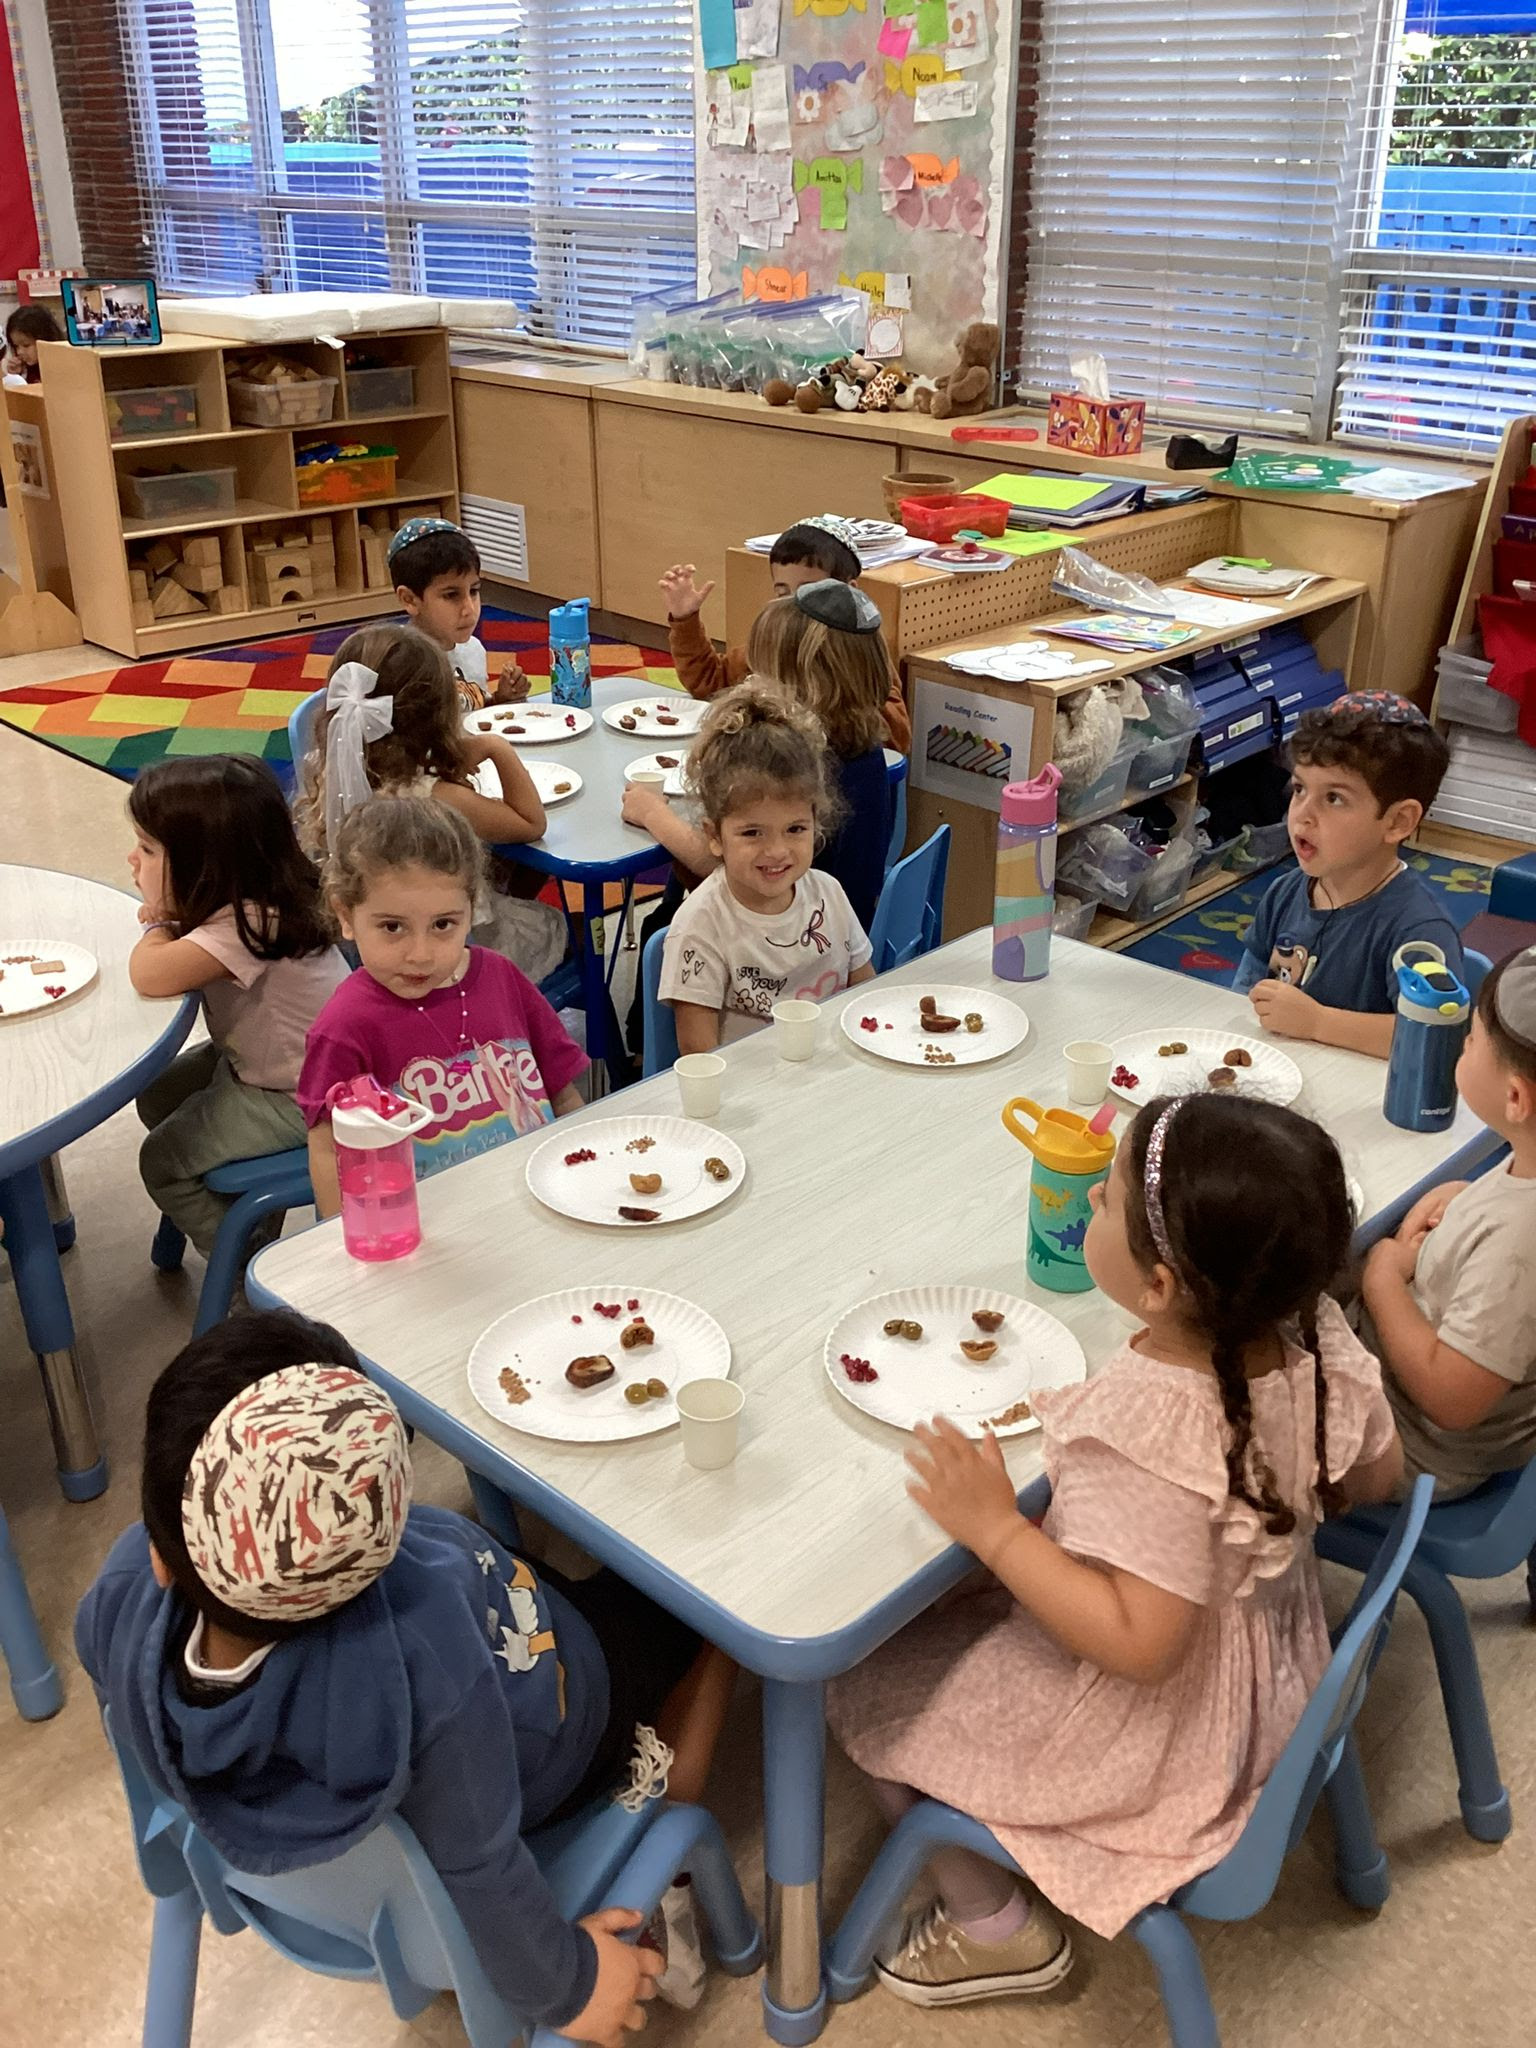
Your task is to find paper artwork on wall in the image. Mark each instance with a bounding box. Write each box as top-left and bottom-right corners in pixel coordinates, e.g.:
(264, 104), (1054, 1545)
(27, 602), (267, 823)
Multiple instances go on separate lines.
(865, 307), (907, 357)
(735, 0), (784, 59)
(742, 264), (810, 300)
(700, 0), (738, 69)
(706, 70), (753, 149)
(794, 157), (865, 232)
(914, 79), (978, 121)
(751, 63), (794, 152)
(945, 0), (989, 67)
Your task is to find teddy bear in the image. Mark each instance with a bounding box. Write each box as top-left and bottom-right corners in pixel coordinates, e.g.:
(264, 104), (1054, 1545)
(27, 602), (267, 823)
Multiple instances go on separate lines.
(913, 320), (1000, 419)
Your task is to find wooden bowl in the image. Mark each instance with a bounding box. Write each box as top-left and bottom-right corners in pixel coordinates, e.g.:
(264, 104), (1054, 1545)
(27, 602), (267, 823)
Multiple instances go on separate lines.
(881, 470), (956, 521)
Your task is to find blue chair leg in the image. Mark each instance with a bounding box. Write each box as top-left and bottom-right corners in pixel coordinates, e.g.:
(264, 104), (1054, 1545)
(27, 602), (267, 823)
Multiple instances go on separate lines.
(142, 1887), (202, 2048)
(42, 1155), (76, 1254)
(150, 1215), (187, 1274)
(192, 1188), (294, 1337)
(466, 1470), (522, 1552)
(0, 1503), (62, 1720)
(824, 1805), (955, 2003)
(1324, 1734), (1389, 1910)
(604, 1805), (764, 1976)
(1401, 1553), (1512, 1842)
(1130, 1905), (1220, 2048)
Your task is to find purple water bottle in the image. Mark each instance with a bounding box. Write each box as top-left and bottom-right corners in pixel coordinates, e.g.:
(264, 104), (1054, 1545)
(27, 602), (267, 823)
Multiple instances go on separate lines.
(993, 764), (1061, 982)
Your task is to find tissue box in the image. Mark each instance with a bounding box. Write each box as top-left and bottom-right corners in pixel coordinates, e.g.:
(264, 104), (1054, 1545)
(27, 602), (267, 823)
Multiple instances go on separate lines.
(1048, 391), (1146, 457)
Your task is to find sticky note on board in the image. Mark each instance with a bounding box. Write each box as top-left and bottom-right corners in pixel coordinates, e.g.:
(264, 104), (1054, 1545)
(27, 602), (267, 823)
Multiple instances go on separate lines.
(885, 272), (911, 309)
(700, 0), (737, 69)
(726, 62), (754, 90)
(877, 18), (913, 58)
(915, 0), (949, 45)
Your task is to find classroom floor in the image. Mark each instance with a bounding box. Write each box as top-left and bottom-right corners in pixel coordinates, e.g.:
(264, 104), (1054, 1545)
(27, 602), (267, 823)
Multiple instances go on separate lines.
(3, 631), (1536, 2047)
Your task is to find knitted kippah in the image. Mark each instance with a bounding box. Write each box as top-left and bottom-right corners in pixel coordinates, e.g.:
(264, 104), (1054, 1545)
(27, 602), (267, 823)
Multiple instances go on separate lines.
(182, 1364), (411, 1621)
(792, 578), (883, 635)
(387, 516), (464, 566)
(1325, 689), (1431, 730)
(797, 513), (860, 550)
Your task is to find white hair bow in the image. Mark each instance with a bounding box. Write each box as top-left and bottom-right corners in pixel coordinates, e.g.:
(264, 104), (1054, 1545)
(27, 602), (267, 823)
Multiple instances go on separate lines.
(324, 661), (392, 848)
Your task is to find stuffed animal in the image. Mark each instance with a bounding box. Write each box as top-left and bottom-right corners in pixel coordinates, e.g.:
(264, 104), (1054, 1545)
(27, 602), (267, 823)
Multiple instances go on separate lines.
(1053, 685), (1123, 795)
(913, 321), (1000, 419)
(763, 377), (797, 407)
(858, 365), (909, 412)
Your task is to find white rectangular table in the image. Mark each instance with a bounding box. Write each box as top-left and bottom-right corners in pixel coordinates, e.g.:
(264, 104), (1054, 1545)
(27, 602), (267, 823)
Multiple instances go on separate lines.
(250, 931), (1498, 2040)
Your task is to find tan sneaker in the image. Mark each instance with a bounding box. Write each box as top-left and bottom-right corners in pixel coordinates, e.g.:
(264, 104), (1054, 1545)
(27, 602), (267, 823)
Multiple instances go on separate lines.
(874, 1898), (1074, 2007)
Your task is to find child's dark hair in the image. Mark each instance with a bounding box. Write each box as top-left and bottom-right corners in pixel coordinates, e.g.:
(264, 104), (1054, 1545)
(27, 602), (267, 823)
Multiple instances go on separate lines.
(142, 1310), (362, 1643)
(296, 624), (465, 847)
(390, 524), (480, 597)
(1124, 1095), (1353, 1532)
(6, 304), (63, 349)
(326, 792), (487, 913)
(687, 677), (844, 839)
(770, 521), (861, 584)
(128, 756), (333, 959)
(1478, 953), (1536, 1085)
(1290, 699), (1449, 817)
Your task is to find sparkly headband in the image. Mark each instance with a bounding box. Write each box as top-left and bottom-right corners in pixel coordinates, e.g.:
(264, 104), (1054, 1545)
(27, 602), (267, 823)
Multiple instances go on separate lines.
(387, 515), (463, 565)
(1326, 689), (1431, 730)
(1494, 945), (1536, 1045)
(182, 1364), (411, 1622)
(1141, 1098), (1184, 1268)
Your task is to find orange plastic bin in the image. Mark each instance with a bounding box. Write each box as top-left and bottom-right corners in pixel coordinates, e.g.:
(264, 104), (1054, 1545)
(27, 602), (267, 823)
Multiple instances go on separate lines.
(295, 454), (398, 507)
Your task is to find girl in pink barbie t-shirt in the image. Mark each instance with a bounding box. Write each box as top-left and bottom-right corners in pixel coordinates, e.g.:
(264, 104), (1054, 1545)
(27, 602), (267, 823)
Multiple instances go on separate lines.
(298, 794), (586, 1218)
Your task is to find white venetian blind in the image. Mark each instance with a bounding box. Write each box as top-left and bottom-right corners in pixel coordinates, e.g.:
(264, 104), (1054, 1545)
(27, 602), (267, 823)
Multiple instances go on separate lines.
(1017, 0), (1377, 437)
(119, 0), (697, 345)
(1333, 2), (1536, 453)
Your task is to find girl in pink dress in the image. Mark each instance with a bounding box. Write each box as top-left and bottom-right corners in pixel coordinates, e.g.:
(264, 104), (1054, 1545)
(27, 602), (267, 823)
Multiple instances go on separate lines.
(828, 1093), (1404, 2010)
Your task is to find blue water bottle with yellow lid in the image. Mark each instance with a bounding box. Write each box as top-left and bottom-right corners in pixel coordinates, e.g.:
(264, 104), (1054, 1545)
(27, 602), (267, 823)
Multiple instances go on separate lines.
(1383, 941), (1469, 1133)
(549, 598), (592, 709)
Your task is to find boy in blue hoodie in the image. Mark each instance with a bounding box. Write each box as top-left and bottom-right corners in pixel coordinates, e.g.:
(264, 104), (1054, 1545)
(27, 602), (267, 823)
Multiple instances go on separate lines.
(76, 1310), (731, 2044)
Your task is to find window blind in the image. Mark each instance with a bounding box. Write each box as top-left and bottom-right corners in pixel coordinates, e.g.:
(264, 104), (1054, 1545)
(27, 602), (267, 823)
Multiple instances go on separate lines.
(1016, 0), (1377, 438)
(1333, 4), (1536, 454)
(119, 0), (696, 345)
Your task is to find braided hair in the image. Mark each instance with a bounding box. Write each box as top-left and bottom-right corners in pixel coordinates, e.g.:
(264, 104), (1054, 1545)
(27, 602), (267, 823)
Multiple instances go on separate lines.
(1124, 1095), (1353, 1531)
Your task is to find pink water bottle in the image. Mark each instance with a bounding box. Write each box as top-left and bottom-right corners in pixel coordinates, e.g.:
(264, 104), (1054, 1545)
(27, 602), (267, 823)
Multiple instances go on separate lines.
(327, 1076), (434, 1263)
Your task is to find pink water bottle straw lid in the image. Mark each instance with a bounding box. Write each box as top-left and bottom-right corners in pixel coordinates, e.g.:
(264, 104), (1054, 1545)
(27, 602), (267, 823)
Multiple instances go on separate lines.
(327, 1074), (432, 1150)
(999, 762), (1062, 826)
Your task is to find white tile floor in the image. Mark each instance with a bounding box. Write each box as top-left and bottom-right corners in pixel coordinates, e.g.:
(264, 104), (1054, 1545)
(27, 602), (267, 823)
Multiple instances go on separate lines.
(2, 626), (1533, 2047)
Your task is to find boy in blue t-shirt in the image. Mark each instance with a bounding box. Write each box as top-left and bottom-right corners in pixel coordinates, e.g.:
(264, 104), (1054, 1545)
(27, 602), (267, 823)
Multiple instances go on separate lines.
(1233, 691), (1462, 1059)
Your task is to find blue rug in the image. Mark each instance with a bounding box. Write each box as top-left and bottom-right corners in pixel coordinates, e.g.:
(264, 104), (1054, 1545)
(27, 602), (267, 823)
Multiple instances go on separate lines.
(1126, 847), (1493, 988)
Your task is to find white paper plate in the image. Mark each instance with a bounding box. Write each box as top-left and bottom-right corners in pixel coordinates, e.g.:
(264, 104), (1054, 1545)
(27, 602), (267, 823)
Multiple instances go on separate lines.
(602, 696), (705, 740)
(624, 751), (692, 797)
(472, 758), (582, 807)
(462, 698), (594, 743)
(467, 1286), (731, 1443)
(840, 985), (1029, 1068)
(1106, 1028), (1303, 1110)
(947, 645), (1114, 684)
(824, 1285), (1087, 1440)
(525, 1115), (746, 1228)
(0, 940), (99, 1020)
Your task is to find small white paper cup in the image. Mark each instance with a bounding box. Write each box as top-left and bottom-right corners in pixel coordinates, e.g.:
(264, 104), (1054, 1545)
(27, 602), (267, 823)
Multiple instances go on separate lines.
(772, 999), (819, 1062)
(1063, 1039), (1113, 1105)
(629, 767), (668, 787)
(676, 1378), (744, 1470)
(675, 1052), (725, 1118)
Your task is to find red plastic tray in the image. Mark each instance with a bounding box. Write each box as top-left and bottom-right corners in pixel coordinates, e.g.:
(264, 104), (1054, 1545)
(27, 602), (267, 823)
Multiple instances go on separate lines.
(898, 492), (1010, 541)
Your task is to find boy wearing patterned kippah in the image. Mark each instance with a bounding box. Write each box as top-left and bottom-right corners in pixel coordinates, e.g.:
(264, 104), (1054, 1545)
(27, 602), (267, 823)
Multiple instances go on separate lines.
(77, 1311), (733, 2038)
(1363, 947), (1536, 1498)
(1233, 691), (1463, 1058)
(389, 516), (529, 712)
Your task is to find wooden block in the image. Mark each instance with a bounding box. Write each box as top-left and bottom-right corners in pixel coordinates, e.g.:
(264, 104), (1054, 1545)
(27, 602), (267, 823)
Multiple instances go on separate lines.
(210, 585), (246, 615)
(307, 517), (331, 543)
(151, 575), (206, 618)
(252, 539), (278, 553)
(132, 601), (155, 629)
(171, 560), (225, 594)
(359, 527), (391, 588)
(145, 539), (179, 576)
(128, 568), (151, 602)
(253, 557), (314, 604)
(181, 535), (222, 568)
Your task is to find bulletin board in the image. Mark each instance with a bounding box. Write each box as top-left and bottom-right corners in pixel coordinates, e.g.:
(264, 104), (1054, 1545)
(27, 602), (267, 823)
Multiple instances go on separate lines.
(694, 0), (1015, 371)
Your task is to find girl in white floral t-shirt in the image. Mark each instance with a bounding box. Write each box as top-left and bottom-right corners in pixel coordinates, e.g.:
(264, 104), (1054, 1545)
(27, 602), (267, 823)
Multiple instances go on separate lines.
(659, 680), (875, 1053)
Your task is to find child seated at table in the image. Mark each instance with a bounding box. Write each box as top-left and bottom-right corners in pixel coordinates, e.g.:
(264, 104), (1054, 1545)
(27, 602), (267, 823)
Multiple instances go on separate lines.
(295, 623), (563, 982)
(4, 303), (62, 387)
(1361, 946), (1536, 1499)
(660, 515), (911, 750)
(658, 680), (875, 1053)
(76, 1309), (736, 2039)
(128, 756), (348, 1265)
(389, 515), (529, 711)
(299, 796), (586, 1218)
(828, 1094), (1401, 2009)
(1232, 691), (1462, 1058)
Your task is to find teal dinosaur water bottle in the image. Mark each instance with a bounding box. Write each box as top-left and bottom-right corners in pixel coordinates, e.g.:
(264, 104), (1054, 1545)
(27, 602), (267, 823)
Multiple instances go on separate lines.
(550, 598), (592, 709)
(1002, 1096), (1116, 1293)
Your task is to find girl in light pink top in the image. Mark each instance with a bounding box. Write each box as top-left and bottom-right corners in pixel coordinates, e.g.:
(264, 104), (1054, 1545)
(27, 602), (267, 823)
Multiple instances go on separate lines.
(828, 1094), (1404, 2011)
(128, 756), (348, 1260)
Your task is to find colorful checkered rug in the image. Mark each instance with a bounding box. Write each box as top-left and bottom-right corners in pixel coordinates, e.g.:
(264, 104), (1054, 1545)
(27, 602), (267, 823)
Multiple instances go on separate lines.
(0, 607), (680, 782)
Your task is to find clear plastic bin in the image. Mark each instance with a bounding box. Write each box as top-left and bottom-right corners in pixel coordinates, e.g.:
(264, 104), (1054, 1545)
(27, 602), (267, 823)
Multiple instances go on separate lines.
(1229, 819), (1293, 872)
(1190, 831), (1239, 886)
(1436, 640), (1518, 735)
(1057, 821), (1158, 915)
(295, 453), (397, 506)
(346, 365), (415, 415)
(119, 465), (238, 522)
(1058, 732), (1140, 822)
(227, 375), (337, 427)
(1052, 892), (1099, 942)
(1127, 727), (1197, 793)
(1130, 838), (1196, 921)
(107, 384), (199, 439)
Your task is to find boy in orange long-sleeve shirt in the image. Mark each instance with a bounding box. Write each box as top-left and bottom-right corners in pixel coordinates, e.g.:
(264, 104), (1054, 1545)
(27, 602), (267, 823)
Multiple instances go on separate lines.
(660, 516), (911, 752)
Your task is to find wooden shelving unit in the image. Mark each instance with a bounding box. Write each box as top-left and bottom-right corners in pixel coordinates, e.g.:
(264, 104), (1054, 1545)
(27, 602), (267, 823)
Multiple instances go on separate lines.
(41, 327), (459, 658)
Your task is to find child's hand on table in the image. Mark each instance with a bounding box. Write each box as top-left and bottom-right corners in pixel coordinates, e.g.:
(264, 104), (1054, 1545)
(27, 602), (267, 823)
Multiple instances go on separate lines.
(906, 1416), (1021, 1568)
(621, 783), (669, 831)
(493, 660), (531, 704)
(565, 1908), (662, 2046)
(659, 563), (715, 620)
(1248, 977), (1321, 1042)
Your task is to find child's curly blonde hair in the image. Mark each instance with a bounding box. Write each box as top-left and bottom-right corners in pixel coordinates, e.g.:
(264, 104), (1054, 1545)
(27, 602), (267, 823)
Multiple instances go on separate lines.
(686, 678), (844, 841)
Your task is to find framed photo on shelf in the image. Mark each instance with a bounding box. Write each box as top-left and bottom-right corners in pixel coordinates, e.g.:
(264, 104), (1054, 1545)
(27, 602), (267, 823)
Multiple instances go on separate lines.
(61, 278), (162, 348)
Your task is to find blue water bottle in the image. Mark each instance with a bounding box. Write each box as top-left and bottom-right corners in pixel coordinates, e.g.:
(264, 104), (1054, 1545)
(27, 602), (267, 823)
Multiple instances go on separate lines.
(1383, 942), (1469, 1133)
(549, 598), (592, 710)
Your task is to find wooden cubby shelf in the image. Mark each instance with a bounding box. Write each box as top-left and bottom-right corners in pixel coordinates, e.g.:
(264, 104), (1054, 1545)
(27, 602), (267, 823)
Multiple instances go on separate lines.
(41, 327), (460, 658)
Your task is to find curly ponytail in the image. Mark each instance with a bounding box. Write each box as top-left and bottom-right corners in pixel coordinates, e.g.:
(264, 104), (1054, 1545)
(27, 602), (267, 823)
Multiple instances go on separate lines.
(686, 676), (846, 840)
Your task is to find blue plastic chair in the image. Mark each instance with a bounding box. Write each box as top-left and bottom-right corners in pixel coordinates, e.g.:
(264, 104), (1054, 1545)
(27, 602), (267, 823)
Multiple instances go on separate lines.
(886, 753), (909, 873)
(0, 1499), (62, 1720)
(1317, 1455), (1536, 1844)
(867, 825), (950, 975)
(1489, 852), (1536, 923)
(640, 927), (680, 1079)
(286, 686), (324, 788)
(103, 1713), (762, 2048)
(1462, 946), (1492, 996)
(826, 1477), (1433, 2048)
(151, 1150), (315, 1335)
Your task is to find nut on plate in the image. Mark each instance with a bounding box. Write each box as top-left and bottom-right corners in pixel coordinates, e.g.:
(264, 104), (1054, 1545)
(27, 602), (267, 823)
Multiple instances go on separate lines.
(1207, 1066), (1237, 1089)
(1223, 1047), (1254, 1068)
(971, 1309), (1004, 1333)
(620, 1321), (655, 1350)
(703, 1157), (732, 1182)
(882, 1318), (923, 1340)
(629, 1172), (663, 1196)
(959, 1339), (998, 1362)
